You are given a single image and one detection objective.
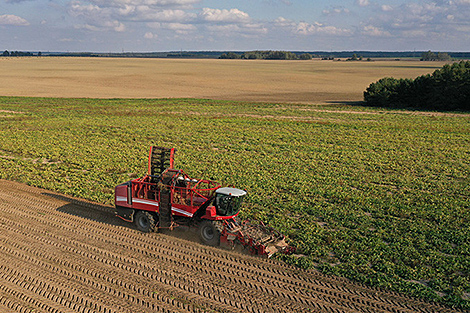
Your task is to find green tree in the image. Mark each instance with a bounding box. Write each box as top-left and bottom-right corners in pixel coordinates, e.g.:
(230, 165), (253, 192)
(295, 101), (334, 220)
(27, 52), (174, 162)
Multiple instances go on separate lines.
(421, 50), (437, 61)
(299, 53), (312, 60)
(219, 52), (240, 59)
(364, 61), (470, 110)
(437, 52), (451, 61)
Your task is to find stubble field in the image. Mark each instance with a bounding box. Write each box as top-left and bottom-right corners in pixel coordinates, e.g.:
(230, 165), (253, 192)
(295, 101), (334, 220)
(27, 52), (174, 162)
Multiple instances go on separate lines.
(0, 57), (448, 103)
(0, 57), (468, 311)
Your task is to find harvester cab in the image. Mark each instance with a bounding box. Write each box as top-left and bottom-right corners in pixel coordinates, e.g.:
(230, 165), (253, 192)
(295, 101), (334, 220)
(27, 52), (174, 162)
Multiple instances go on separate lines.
(114, 146), (294, 258)
(214, 187), (246, 217)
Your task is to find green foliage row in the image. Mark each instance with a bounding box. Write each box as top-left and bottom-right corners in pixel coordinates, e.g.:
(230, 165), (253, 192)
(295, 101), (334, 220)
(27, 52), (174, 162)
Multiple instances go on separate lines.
(0, 97), (468, 310)
(2, 50), (35, 57)
(421, 50), (452, 61)
(364, 61), (470, 111)
(219, 50), (312, 60)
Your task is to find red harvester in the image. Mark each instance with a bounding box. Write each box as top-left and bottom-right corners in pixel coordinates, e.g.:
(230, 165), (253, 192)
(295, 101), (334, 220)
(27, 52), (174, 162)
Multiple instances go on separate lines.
(115, 146), (294, 257)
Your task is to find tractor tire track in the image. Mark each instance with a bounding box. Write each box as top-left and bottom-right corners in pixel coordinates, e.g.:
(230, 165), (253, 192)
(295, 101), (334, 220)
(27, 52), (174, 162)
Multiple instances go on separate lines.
(0, 179), (459, 313)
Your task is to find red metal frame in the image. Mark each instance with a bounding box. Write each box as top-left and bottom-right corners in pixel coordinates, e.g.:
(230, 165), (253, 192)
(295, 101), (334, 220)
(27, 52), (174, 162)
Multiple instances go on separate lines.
(115, 168), (234, 220)
(115, 146), (295, 258)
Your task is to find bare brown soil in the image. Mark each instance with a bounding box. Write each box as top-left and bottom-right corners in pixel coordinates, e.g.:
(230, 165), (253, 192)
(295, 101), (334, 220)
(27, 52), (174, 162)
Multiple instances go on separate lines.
(0, 179), (458, 312)
(0, 57), (447, 104)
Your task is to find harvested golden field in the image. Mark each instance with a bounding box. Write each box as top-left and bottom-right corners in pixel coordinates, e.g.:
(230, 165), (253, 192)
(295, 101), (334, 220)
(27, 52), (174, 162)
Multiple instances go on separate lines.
(0, 57), (447, 103)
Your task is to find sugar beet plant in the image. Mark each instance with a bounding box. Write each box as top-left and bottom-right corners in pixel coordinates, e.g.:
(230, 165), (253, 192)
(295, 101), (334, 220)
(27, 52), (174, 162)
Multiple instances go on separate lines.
(0, 96), (469, 310)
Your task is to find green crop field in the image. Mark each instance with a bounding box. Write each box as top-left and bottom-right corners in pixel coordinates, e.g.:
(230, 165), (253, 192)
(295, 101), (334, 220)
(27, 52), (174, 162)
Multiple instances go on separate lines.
(0, 96), (469, 309)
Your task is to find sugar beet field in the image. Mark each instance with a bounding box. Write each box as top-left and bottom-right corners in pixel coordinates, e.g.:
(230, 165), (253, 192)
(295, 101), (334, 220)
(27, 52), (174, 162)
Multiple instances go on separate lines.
(0, 96), (469, 310)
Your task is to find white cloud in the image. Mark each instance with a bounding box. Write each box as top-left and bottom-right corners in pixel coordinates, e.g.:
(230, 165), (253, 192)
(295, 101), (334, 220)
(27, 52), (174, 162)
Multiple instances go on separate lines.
(135, 7), (195, 21)
(362, 25), (391, 37)
(296, 21), (352, 36)
(200, 8), (250, 23)
(144, 31), (156, 38)
(146, 22), (161, 28)
(165, 22), (195, 30)
(323, 6), (350, 15)
(205, 22), (267, 37)
(0, 14), (30, 26)
(5, 0), (33, 3)
(274, 17), (295, 27)
(107, 20), (126, 31)
(275, 18), (351, 36)
(89, 0), (200, 7)
(359, 0), (470, 44)
(451, 0), (470, 4)
(147, 21), (196, 34)
(356, 0), (370, 7)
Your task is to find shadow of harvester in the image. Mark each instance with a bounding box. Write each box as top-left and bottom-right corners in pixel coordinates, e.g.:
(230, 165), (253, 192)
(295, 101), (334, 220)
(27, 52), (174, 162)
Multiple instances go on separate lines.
(42, 192), (202, 244)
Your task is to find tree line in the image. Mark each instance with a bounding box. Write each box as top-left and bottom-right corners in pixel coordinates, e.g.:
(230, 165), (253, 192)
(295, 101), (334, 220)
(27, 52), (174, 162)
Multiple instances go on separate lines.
(420, 50), (452, 61)
(219, 51), (312, 60)
(2, 50), (40, 57)
(363, 61), (470, 111)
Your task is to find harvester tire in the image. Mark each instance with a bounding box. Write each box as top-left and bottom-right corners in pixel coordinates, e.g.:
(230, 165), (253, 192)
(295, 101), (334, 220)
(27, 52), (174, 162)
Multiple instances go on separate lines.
(199, 220), (222, 246)
(135, 210), (157, 233)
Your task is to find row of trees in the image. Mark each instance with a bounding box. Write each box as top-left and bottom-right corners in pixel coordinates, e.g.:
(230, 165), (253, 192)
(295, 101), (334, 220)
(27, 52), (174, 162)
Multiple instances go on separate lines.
(363, 61), (470, 111)
(3, 50), (41, 57)
(219, 51), (312, 60)
(421, 50), (452, 61)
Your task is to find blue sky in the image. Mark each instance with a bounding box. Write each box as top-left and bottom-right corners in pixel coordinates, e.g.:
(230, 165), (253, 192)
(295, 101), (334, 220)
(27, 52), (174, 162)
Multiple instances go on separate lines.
(1, 0), (470, 52)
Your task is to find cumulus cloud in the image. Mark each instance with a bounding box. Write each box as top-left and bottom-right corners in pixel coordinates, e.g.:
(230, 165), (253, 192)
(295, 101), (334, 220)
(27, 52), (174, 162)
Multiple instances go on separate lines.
(274, 16), (295, 27)
(135, 7), (196, 21)
(147, 21), (196, 33)
(358, 0), (470, 44)
(362, 25), (391, 37)
(144, 31), (156, 38)
(275, 17), (351, 36)
(322, 6), (350, 15)
(52, 0), (470, 49)
(200, 8), (250, 23)
(89, 0), (200, 7)
(68, 0), (200, 33)
(296, 21), (352, 35)
(0, 14), (30, 26)
(356, 0), (370, 7)
(68, 1), (108, 22)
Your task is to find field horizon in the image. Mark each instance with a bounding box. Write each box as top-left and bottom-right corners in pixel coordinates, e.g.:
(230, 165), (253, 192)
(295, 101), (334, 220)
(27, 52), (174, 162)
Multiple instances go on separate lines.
(0, 57), (449, 104)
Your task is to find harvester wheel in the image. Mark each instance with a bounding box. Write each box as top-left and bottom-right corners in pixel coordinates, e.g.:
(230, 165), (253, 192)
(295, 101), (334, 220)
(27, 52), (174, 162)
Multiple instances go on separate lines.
(199, 220), (222, 246)
(135, 210), (157, 233)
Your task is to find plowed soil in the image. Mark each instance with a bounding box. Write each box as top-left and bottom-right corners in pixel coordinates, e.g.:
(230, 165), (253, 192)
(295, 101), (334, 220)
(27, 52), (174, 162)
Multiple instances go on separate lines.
(0, 179), (457, 313)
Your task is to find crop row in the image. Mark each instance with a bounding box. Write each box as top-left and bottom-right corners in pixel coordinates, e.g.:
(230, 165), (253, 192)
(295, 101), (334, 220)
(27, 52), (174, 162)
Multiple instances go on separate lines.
(0, 96), (469, 310)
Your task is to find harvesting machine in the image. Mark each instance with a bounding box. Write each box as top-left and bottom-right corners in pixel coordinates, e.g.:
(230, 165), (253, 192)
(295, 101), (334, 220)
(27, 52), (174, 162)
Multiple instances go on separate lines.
(115, 146), (294, 258)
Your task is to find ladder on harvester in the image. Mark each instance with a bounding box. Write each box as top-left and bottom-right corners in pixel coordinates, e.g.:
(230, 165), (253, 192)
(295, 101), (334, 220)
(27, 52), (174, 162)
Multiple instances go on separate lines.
(148, 147), (175, 176)
(159, 189), (172, 228)
(148, 146), (176, 229)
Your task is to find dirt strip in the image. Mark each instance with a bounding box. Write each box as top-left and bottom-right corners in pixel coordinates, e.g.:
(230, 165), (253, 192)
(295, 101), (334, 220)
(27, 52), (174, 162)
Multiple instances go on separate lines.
(0, 179), (458, 313)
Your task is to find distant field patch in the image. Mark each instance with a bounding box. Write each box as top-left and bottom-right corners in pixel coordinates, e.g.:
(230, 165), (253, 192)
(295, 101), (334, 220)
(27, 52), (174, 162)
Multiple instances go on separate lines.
(0, 57), (447, 103)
